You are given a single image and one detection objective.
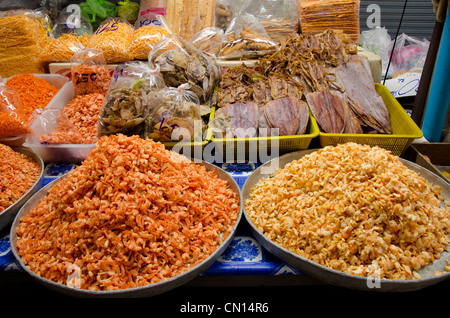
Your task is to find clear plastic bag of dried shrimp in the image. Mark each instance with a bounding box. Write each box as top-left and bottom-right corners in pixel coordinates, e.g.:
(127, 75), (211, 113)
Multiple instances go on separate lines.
(70, 48), (111, 96)
(0, 85), (30, 138)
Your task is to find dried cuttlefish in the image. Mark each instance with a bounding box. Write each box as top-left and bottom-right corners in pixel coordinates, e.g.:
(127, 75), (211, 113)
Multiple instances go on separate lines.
(211, 101), (259, 138)
(331, 55), (392, 134)
(260, 29), (392, 134)
(211, 97), (309, 138)
(211, 64), (308, 137)
(214, 65), (304, 108)
(305, 89), (346, 134)
(261, 97), (309, 136)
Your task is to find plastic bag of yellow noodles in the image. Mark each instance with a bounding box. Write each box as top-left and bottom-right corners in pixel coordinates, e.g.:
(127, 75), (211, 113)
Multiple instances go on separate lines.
(128, 13), (172, 60)
(0, 13), (49, 77)
(85, 17), (134, 63)
(39, 7), (93, 63)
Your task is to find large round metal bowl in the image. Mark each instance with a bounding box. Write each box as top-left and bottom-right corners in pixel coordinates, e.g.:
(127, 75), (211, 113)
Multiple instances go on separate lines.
(243, 149), (450, 292)
(10, 161), (242, 298)
(0, 147), (44, 232)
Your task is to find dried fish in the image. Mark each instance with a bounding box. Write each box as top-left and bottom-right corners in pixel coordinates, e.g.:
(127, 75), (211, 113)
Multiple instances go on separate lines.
(98, 87), (157, 137)
(305, 89), (346, 134)
(148, 85), (210, 142)
(263, 97), (309, 136)
(332, 55), (392, 134)
(260, 30), (391, 134)
(259, 30), (357, 91)
(212, 101), (259, 138)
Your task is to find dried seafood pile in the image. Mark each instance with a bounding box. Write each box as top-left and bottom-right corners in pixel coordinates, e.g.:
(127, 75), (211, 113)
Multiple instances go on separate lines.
(245, 142), (450, 280)
(98, 62), (211, 142)
(210, 65), (309, 138)
(260, 30), (392, 134)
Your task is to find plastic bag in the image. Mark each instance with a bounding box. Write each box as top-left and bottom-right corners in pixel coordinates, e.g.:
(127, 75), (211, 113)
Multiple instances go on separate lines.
(37, 93), (105, 144)
(148, 83), (210, 142)
(237, 0), (299, 44)
(52, 5), (93, 37)
(71, 48), (111, 96)
(129, 13), (171, 60)
(37, 110), (82, 144)
(117, 0), (139, 23)
(190, 27), (225, 57)
(85, 17), (134, 63)
(39, 5), (93, 63)
(216, 0), (233, 30)
(360, 27), (392, 78)
(0, 11), (49, 77)
(219, 13), (276, 59)
(390, 33), (430, 76)
(0, 85), (30, 138)
(98, 61), (166, 138)
(148, 34), (221, 104)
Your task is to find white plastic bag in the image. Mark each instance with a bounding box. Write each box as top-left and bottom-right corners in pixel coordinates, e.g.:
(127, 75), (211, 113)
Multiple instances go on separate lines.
(360, 27), (392, 78)
(390, 33), (429, 75)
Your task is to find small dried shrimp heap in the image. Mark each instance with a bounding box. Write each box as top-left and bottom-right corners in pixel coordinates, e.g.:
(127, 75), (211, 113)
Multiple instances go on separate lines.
(245, 143), (450, 280)
(0, 144), (41, 212)
(16, 135), (240, 291)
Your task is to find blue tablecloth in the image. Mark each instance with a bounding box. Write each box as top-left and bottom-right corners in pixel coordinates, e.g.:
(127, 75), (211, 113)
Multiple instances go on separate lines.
(0, 162), (302, 277)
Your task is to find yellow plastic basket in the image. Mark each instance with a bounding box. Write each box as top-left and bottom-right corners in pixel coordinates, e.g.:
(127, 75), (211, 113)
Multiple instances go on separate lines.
(318, 83), (423, 156)
(209, 108), (320, 161)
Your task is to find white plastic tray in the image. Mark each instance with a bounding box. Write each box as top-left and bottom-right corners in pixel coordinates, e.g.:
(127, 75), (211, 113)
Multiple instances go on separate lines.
(23, 81), (96, 163)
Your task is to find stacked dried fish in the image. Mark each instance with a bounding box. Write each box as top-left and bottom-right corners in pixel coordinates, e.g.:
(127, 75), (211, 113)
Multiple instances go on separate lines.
(260, 30), (392, 134)
(210, 65), (309, 138)
(298, 0), (360, 43)
(219, 24), (277, 59)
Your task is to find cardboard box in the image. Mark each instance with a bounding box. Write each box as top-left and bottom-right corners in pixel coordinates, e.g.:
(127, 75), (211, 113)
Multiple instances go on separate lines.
(357, 46), (382, 83)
